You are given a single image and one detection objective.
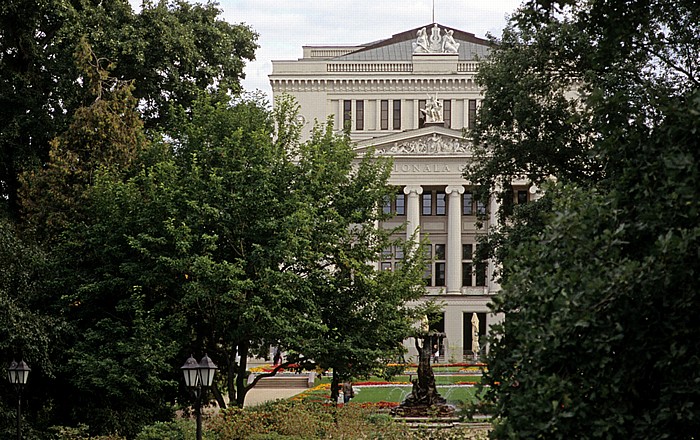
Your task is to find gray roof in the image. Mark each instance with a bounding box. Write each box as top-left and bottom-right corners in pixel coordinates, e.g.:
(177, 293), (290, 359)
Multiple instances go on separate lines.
(334, 23), (491, 62)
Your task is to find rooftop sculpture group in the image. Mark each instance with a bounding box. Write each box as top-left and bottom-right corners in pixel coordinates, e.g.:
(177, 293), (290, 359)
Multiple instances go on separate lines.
(412, 24), (460, 54)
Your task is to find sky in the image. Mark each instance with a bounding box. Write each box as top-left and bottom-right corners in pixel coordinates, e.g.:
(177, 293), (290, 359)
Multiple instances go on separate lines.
(132, 1), (525, 99)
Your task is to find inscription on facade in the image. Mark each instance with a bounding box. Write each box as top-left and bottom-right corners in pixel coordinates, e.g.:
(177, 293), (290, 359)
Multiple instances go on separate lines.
(393, 163), (451, 173)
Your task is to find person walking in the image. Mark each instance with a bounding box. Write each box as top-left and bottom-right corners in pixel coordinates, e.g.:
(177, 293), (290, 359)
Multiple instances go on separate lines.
(342, 381), (355, 404)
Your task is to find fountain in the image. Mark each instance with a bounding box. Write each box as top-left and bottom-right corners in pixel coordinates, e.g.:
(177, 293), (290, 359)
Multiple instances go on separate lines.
(391, 330), (455, 418)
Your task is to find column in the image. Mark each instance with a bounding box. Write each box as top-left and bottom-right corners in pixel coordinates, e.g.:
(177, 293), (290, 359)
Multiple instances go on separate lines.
(445, 185), (465, 294)
(375, 99), (381, 131)
(403, 185), (423, 247)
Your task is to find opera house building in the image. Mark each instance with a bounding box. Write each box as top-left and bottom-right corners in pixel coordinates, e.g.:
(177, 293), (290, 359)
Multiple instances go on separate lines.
(270, 23), (532, 361)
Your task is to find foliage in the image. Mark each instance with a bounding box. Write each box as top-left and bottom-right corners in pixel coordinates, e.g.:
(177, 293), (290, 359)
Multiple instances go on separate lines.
(0, 0), (257, 214)
(208, 400), (489, 440)
(24, 92), (424, 437)
(471, 1), (700, 438)
(18, 39), (148, 242)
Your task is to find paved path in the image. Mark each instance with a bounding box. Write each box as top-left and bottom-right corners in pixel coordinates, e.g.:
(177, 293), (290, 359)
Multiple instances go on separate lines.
(243, 387), (305, 407)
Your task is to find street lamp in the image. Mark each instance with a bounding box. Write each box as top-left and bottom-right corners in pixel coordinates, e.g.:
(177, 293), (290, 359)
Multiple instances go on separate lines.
(181, 354), (217, 440)
(7, 360), (30, 440)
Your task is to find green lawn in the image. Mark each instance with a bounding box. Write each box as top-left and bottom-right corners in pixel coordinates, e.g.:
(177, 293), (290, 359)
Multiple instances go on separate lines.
(317, 374), (482, 385)
(351, 385), (482, 405)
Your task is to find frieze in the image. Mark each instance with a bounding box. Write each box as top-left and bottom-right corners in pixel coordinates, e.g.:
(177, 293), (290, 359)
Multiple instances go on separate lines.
(376, 134), (469, 155)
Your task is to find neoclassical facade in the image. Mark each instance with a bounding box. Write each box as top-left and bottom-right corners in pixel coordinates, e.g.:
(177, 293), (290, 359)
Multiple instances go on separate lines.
(271, 23), (527, 361)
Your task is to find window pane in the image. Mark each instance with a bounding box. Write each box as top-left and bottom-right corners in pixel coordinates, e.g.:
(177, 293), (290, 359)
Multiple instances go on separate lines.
(382, 195), (391, 214)
(436, 191), (446, 215)
(395, 192), (405, 215)
(517, 190), (528, 205)
(462, 243), (473, 260)
(468, 99), (477, 129)
(394, 245), (404, 259)
(435, 262), (446, 286)
(356, 100), (364, 131)
(422, 244), (432, 259)
(381, 100), (389, 130)
(462, 262), (473, 286)
(381, 262), (392, 271)
(393, 100), (401, 130)
(382, 246), (392, 259)
(477, 199), (487, 215)
(422, 193), (432, 215)
(476, 262), (487, 286)
(418, 99), (426, 128)
(443, 99), (451, 128)
(435, 244), (446, 260)
(424, 265), (432, 286)
(343, 100), (352, 130)
(463, 191), (473, 215)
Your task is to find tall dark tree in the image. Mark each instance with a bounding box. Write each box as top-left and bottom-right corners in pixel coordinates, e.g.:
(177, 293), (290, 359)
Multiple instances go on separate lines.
(468, 1), (700, 438)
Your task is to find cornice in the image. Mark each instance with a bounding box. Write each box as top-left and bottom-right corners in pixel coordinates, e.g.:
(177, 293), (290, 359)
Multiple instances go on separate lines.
(270, 77), (482, 93)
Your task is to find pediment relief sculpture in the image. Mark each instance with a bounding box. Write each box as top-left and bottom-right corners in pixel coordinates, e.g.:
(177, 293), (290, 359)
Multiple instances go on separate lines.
(412, 24), (460, 54)
(375, 134), (469, 155)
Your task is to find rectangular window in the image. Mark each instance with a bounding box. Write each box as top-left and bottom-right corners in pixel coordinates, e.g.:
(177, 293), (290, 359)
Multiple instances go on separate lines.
(422, 192), (432, 216)
(462, 262), (473, 286)
(463, 243), (473, 260)
(395, 192), (405, 215)
(436, 191), (446, 216)
(443, 99), (451, 128)
(477, 199), (487, 215)
(435, 244), (446, 260)
(380, 100), (389, 130)
(424, 265), (433, 286)
(355, 100), (364, 131)
(475, 262), (487, 286)
(382, 195), (391, 214)
(468, 99), (477, 129)
(423, 244), (433, 286)
(517, 190), (528, 205)
(343, 100), (352, 130)
(467, 99), (477, 129)
(434, 244), (446, 287)
(393, 100), (401, 130)
(418, 99), (426, 128)
(435, 262), (446, 286)
(463, 191), (474, 215)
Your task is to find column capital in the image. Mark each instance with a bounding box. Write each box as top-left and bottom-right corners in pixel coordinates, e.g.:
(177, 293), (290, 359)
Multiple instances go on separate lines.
(445, 185), (465, 195)
(404, 185), (423, 195)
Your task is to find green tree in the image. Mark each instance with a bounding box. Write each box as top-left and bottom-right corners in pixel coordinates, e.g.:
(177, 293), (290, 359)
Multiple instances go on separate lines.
(278, 126), (427, 403)
(469, 1), (700, 438)
(0, 0), (257, 215)
(0, 215), (65, 439)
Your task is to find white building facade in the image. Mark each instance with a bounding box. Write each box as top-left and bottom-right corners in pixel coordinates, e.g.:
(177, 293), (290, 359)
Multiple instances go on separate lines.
(270, 24), (528, 362)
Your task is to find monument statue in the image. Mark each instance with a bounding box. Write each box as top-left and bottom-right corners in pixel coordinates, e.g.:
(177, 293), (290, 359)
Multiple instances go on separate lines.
(392, 327), (454, 417)
(412, 24), (460, 54)
(421, 94), (443, 123)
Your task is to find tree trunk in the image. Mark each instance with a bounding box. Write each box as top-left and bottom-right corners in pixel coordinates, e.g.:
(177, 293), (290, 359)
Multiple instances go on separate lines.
(330, 370), (340, 405)
(235, 342), (249, 407)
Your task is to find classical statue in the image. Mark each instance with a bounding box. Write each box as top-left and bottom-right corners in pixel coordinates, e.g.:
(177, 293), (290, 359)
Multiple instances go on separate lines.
(412, 25), (460, 54)
(413, 28), (429, 53)
(442, 29), (460, 54)
(421, 94), (443, 123)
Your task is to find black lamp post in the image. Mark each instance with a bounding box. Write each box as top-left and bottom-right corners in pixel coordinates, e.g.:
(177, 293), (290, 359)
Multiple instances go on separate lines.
(181, 354), (217, 440)
(7, 360), (30, 440)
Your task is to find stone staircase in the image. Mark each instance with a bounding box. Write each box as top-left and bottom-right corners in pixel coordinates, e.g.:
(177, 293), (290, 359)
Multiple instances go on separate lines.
(254, 375), (311, 389)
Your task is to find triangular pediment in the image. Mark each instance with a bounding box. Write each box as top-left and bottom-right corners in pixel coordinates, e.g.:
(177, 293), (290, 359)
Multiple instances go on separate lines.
(334, 23), (491, 62)
(354, 126), (472, 157)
